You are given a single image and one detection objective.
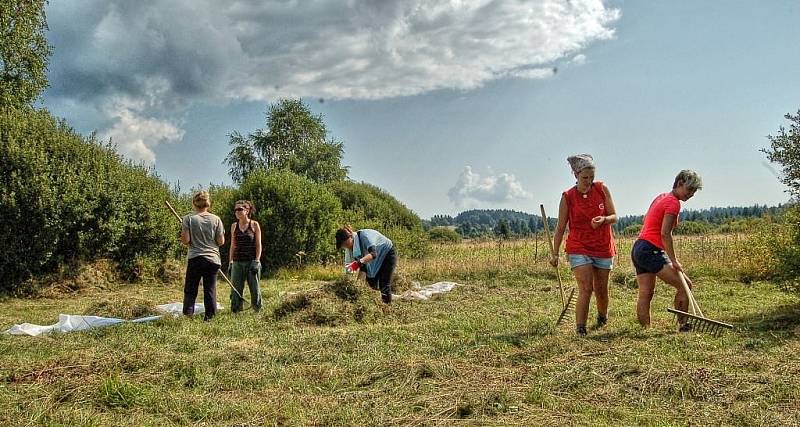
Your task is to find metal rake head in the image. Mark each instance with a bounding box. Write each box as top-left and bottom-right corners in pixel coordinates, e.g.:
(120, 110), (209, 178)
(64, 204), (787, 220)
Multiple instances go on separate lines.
(667, 308), (733, 336)
(555, 287), (577, 326)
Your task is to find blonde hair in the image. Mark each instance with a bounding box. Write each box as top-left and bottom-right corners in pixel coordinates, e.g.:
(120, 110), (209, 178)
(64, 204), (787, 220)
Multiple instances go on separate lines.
(192, 191), (211, 209)
(673, 170), (703, 191)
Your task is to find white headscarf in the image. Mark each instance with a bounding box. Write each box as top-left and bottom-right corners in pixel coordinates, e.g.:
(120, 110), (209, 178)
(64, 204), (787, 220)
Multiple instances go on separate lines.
(567, 154), (595, 174)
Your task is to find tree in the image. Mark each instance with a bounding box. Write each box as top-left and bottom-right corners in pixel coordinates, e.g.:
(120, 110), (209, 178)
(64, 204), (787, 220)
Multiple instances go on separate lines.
(495, 219), (511, 239)
(763, 110), (800, 198)
(224, 98), (348, 184)
(0, 0), (52, 108)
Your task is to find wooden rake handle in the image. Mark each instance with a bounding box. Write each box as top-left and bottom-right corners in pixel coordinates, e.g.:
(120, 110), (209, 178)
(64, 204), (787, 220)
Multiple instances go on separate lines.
(540, 204), (566, 306)
(677, 270), (703, 317)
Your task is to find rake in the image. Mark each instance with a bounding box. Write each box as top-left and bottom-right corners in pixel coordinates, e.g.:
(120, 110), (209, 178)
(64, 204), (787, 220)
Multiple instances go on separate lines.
(165, 200), (251, 309)
(667, 271), (732, 336)
(540, 204), (576, 326)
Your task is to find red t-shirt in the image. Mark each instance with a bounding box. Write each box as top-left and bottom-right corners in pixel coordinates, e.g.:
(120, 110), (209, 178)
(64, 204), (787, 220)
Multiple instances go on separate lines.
(564, 181), (615, 258)
(638, 192), (680, 249)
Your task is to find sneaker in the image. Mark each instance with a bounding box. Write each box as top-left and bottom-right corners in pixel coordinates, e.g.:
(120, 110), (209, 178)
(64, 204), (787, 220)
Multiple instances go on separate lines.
(678, 322), (693, 332)
(576, 325), (587, 336)
(596, 314), (608, 328)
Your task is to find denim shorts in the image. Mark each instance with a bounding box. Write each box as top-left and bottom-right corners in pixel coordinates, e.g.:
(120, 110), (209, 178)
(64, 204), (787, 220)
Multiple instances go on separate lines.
(631, 239), (670, 275)
(568, 254), (613, 270)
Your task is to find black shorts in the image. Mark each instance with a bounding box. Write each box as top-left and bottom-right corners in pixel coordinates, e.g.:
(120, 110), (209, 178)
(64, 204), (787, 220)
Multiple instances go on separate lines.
(631, 239), (670, 275)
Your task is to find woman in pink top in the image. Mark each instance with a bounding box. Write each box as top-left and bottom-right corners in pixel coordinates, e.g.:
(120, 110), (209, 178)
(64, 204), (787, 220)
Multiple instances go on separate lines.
(551, 154), (617, 336)
(631, 170), (702, 331)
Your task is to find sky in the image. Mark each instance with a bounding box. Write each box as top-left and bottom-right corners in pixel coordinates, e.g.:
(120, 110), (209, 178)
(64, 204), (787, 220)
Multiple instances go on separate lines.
(40, 0), (800, 219)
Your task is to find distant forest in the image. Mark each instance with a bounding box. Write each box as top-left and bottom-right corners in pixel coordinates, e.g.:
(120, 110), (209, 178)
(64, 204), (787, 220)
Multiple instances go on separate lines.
(426, 205), (786, 238)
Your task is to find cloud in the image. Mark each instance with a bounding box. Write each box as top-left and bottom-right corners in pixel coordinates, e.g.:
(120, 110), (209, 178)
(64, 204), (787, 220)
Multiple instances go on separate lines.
(44, 0), (619, 160)
(507, 67), (557, 80)
(448, 166), (532, 207)
(47, 0), (618, 103)
(102, 102), (184, 163)
(570, 54), (587, 65)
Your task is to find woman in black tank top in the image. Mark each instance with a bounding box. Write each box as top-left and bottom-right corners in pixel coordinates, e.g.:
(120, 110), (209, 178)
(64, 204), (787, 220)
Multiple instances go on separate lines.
(228, 200), (263, 312)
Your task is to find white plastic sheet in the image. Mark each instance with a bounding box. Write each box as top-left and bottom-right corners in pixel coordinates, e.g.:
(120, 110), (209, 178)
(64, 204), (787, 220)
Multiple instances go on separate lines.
(4, 302), (224, 336)
(5, 314), (127, 336)
(155, 302), (223, 317)
(394, 281), (460, 301)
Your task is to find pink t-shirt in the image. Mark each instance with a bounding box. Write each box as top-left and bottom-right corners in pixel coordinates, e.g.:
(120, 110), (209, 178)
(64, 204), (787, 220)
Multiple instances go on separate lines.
(638, 192), (680, 249)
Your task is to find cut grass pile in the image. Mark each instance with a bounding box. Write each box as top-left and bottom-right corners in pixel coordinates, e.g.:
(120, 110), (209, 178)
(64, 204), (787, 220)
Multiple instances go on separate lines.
(273, 275), (383, 326)
(82, 298), (159, 319)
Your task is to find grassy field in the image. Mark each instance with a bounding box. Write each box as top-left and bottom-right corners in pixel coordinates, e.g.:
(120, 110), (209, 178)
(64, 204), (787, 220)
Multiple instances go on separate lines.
(1, 235), (799, 426)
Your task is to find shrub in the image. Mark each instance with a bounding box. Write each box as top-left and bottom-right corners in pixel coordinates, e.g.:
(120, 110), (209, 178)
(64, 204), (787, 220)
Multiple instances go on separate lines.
(674, 220), (712, 235)
(382, 226), (431, 259)
(327, 180), (422, 230)
(429, 227), (462, 243)
(621, 224), (642, 236)
(0, 107), (179, 293)
(765, 206), (800, 292)
(235, 169), (341, 271)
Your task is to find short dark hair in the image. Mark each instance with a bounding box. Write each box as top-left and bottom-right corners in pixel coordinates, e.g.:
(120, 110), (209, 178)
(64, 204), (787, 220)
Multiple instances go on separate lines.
(335, 228), (350, 249)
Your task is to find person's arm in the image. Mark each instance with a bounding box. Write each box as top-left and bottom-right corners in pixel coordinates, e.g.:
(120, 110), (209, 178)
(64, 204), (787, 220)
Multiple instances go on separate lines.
(358, 246), (377, 264)
(180, 216), (191, 246)
(661, 213), (682, 272)
(228, 223), (237, 263)
(253, 221), (262, 261)
(215, 218), (225, 247)
(601, 184), (617, 224)
(550, 195), (569, 266)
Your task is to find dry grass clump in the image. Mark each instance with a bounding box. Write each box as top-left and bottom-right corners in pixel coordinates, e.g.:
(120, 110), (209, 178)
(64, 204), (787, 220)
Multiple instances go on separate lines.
(83, 298), (159, 319)
(624, 367), (729, 402)
(35, 260), (120, 296)
(391, 272), (416, 293)
(611, 271), (638, 289)
(273, 275), (383, 326)
(155, 258), (184, 284)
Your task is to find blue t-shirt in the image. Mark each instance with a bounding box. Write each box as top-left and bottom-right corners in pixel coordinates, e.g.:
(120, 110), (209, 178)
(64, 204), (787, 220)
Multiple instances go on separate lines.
(350, 229), (393, 278)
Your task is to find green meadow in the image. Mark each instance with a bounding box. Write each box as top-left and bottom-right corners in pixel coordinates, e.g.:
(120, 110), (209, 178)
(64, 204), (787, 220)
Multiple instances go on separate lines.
(2, 234), (799, 426)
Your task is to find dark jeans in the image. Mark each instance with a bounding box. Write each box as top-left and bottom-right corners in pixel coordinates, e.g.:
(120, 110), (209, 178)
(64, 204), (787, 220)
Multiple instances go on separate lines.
(366, 247), (397, 303)
(184, 256), (220, 320)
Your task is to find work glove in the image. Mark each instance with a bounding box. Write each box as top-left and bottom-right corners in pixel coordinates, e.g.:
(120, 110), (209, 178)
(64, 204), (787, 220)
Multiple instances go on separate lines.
(345, 259), (362, 273)
(250, 260), (261, 274)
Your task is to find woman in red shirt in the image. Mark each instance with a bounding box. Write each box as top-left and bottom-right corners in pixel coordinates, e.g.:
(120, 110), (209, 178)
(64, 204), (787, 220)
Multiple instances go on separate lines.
(551, 154), (617, 336)
(631, 170), (702, 330)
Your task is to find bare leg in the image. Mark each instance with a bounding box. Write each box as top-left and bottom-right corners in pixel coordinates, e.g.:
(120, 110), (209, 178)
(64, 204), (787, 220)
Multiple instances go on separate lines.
(655, 265), (690, 324)
(573, 264), (594, 330)
(592, 267), (610, 319)
(636, 273), (657, 327)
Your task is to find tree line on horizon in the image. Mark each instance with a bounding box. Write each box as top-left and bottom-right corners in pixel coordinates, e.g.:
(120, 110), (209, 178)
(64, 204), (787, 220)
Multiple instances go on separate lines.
(426, 204), (788, 239)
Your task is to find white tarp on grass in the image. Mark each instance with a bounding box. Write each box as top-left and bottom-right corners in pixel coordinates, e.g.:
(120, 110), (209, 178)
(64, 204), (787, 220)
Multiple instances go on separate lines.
(394, 281), (460, 301)
(4, 302), (223, 336)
